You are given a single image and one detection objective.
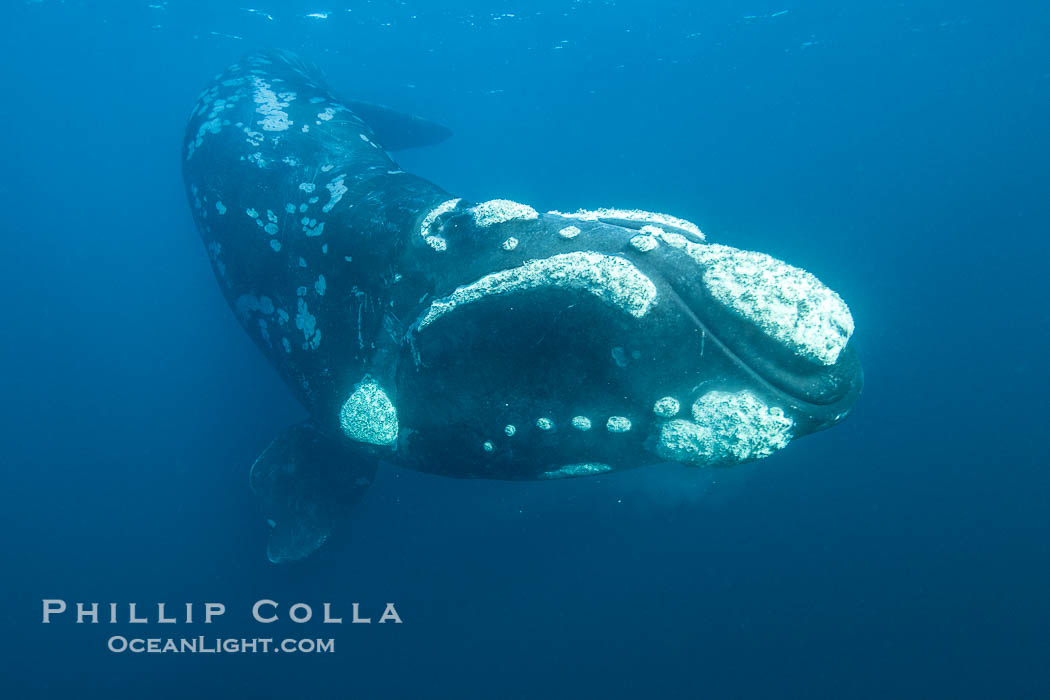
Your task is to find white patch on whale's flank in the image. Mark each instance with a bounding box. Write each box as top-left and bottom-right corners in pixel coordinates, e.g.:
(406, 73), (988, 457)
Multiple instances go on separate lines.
(267, 209), (278, 223)
(483, 441), (495, 453)
(673, 240), (853, 365)
(299, 257), (307, 268)
(250, 77), (293, 132)
(606, 416), (632, 433)
(472, 199), (539, 228)
(571, 416), (592, 431)
(501, 237), (519, 251)
(419, 198), (462, 251)
(315, 274), (326, 296)
(281, 337), (291, 353)
(299, 183), (316, 193)
(323, 176), (347, 214)
(207, 241), (226, 277)
(322, 244), (328, 255)
(270, 240), (281, 252)
(549, 208), (704, 241)
(558, 225), (581, 239)
(504, 424), (517, 437)
(277, 309), (289, 325)
(295, 287), (322, 350)
(339, 378), (398, 446)
(264, 223), (279, 235)
(235, 294), (276, 318)
(246, 208), (259, 218)
(629, 233), (659, 252)
(317, 107), (335, 121)
(215, 201), (227, 215)
(300, 203), (309, 213)
(541, 463), (612, 479)
(653, 397), (680, 417)
(415, 252), (657, 331)
(243, 128), (264, 147)
(303, 219), (325, 237)
(536, 417), (553, 431)
(285, 203), (296, 214)
(655, 390), (793, 466)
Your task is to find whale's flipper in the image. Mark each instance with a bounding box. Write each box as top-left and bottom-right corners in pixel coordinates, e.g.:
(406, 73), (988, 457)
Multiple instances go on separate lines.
(344, 99), (453, 150)
(248, 422), (376, 564)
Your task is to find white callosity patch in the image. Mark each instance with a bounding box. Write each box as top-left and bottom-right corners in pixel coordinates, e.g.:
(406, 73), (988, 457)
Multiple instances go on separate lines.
(549, 208), (704, 241)
(250, 77), (293, 132)
(540, 463), (612, 479)
(504, 424), (517, 436)
(606, 416), (632, 433)
(629, 233), (659, 252)
(536, 417), (554, 431)
(339, 378), (399, 446)
(502, 237), (518, 251)
(653, 396), (680, 417)
(416, 252), (658, 331)
(418, 198), (461, 252)
(483, 441), (495, 453)
(471, 199), (539, 228)
(571, 416), (592, 431)
(655, 390), (793, 467)
(673, 239), (854, 365)
(558, 225), (581, 239)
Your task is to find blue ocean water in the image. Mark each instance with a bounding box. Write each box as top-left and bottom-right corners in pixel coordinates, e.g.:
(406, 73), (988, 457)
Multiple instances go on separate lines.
(1, 1), (1047, 697)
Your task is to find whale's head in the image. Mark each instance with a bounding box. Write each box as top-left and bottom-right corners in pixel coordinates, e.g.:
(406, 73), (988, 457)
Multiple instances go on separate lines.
(390, 199), (862, 480)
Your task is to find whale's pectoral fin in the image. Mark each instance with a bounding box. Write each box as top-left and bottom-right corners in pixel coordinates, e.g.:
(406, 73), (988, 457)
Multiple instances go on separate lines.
(248, 422), (377, 564)
(344, 99), (453, 150)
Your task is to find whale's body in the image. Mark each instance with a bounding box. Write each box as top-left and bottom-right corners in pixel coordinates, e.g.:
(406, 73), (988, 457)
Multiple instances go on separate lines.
(183, 50), (863, 562)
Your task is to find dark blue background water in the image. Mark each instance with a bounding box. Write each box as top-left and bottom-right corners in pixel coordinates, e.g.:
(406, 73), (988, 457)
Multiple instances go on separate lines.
(2, 1), (1047, 697)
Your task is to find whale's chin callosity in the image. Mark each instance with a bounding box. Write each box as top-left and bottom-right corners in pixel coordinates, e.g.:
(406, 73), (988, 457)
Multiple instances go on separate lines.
(653, 390), (794, 467)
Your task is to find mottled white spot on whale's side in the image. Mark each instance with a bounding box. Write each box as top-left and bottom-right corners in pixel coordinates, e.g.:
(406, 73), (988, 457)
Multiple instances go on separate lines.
(416, 252), (657, 331)
(215, 201), (227, 215)
(315, 274), (326, 296)
(536, 417), (553, 431)
(322, 175), (347, 214)
(250, 76), (293, 132)
(482, 441), (495, 453)
(317, 107), (335, 121)
(270, 240), (281, 252)
(540, 463), (612, 479)
(299, 182), (316, 193)
(504, 424), (517, 437)
(558, 225), (581, 239)
(295, 293), (322, 350)
(339, 378), (398, 446)
(501, 237), (519, 251)
(472, 199), (538, 228)
(606, 416), (632, 433)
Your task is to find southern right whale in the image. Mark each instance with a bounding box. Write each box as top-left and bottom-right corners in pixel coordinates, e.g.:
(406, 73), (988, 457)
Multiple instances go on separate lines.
(182, 50), (863, 563)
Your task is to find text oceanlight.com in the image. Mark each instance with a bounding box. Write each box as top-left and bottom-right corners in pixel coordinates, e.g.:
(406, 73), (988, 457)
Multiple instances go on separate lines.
(107, 636), (335, 654)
